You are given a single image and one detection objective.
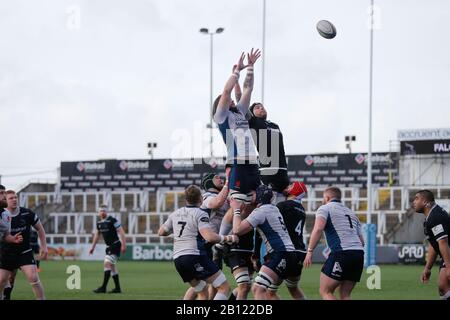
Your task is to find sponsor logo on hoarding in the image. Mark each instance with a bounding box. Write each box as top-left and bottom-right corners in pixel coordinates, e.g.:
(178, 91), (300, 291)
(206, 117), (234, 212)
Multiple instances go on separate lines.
(119, 160), (149, 171)
(131, 245), (172, 260)
(355, 153), (365, 164)
(304, 155), (338, 166)
(163, 159), (173, 170)
(76, 162), (106, 173)
(398, 244), (426, 264)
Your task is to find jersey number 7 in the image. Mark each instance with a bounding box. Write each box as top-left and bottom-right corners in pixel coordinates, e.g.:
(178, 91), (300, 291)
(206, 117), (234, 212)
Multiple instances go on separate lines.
(178, 221), (187, 237)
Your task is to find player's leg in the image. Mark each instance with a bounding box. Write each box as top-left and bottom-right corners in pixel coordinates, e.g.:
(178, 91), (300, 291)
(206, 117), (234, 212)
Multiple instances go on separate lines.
(206, 270), (230, 300)
(0, 269), (13, 299)
(21, 264), (45, 300)
(109, 255), (121, 293)
(319, 272), (340, 300)
(183, 286), (198, 300)
(285, 277), (306, 300)
(337, 250), (364, 300)
(285, 252), (307, 300)
(188, 279), (208, 300)
(339, 281), (357, 300)
(218, 208), (234, 237)
(3, 269), (17, 300)
(94, 253), (113, 293)
(266, 281), (281, 300)
(438, 263), (450, 300)
(232, 266), (251, 300)
(253, 265), (281, 300)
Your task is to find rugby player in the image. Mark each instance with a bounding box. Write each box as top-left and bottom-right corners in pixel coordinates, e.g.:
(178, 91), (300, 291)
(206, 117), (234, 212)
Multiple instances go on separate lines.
(89, 205), (126, 293)
(304, 186), (365, 300)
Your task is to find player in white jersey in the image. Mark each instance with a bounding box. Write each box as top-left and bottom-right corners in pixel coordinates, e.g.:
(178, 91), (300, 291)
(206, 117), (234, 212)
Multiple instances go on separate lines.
(304, 186), (365, 300)
(183, 173), (230, 300)
(158, 185), (238, 300)
(213, 49), (261, 205)
(232, 185), (303, 300)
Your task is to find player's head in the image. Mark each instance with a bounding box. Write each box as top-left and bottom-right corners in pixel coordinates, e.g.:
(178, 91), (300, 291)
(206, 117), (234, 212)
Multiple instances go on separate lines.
(0, 184), (6, 209)
(250, 102), (267, 119)
(255, 185), (274, 206)
(185, 185), (202, 207)
(212, 95), (236, 117)
(98, 204), (108, 219)
(6, 190), (18, 210)
(323, 186), (341, 204)
(286, 181), (308, 201)
(201, 173), (224, 191)
(413, 190), (435, 214)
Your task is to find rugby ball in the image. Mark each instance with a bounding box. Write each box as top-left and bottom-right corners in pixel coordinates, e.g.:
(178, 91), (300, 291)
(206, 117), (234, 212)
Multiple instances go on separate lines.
(316, 20), (337, 39)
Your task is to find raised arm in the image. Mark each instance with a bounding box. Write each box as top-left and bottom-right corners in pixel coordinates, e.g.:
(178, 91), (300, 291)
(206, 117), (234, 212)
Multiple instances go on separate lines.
(205, 180), (229, 210)
(232, 65), (242, 102)
(236, 48), (261, 114)
(214, 53), (247, 124)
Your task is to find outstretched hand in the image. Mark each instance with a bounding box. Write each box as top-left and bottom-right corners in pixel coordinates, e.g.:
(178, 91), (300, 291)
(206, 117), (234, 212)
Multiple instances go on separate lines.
(247, 48), (261, 66)
(234, 52), (247, 72)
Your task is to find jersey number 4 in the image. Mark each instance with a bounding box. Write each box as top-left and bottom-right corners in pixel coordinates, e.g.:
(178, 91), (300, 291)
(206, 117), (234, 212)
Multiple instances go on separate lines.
(178, 221), (187, 237)
(295, 220), (305, 236)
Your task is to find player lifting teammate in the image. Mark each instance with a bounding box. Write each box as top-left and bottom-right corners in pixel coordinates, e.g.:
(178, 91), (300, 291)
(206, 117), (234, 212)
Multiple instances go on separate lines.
(232, 185), (304, 300)
(159, 185), (238, 300)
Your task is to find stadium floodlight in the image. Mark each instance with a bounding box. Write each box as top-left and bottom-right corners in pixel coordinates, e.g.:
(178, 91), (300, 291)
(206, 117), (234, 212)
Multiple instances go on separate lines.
(147, 142), (157, 159)
(199, 26), (225, 159)
(345, 135), (356, 153)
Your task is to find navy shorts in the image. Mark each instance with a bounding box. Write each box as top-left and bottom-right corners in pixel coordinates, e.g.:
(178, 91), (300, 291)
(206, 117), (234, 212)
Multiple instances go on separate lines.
(0, 250), (36, 272)
(228, 164), (261, 197)
(225, 251), (255, 273)
(106, 241), (121, 258)
(264, 251), (304, 279)
(260, 169), (290, 193)
(174, 254), (219, 283)
(322, 250), (364, 282)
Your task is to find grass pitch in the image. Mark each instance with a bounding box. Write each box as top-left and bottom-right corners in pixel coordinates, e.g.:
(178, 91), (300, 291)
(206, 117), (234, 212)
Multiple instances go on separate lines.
(9, 261), (438, 300)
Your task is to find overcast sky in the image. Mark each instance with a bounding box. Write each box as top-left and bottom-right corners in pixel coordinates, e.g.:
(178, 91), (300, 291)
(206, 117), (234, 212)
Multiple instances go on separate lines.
(1, 0), (449, 189)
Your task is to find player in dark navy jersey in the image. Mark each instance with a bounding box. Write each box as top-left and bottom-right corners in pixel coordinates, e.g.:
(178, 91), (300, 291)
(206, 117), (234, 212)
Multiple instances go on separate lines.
(248, 102), (289, 201)
(0, 190), (47, 300)
(89, 205), (126, 294)
(414, 190), (450, 300)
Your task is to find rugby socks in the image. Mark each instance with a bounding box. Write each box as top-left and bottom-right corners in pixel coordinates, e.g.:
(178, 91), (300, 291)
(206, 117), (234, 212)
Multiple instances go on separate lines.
(440, 291), (450, 300)
(219, 221), (232, 236)
(101, 269), (111, 289)
(214, 292), (228, 300)
(3, 285), (13, 300)
(111, 272), (121, 290)
(228, 288), (238, 300)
